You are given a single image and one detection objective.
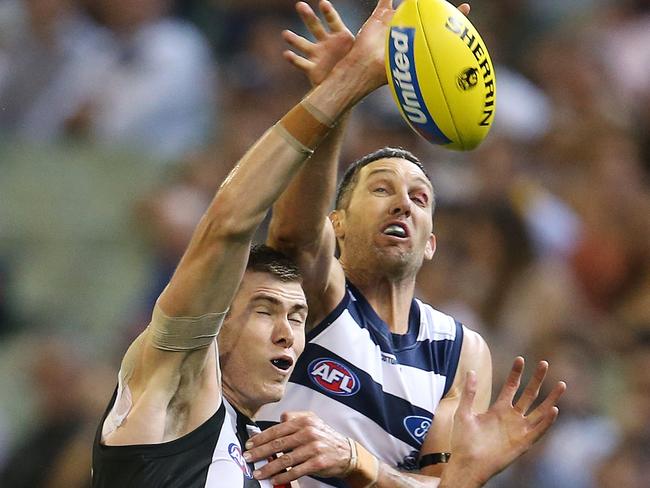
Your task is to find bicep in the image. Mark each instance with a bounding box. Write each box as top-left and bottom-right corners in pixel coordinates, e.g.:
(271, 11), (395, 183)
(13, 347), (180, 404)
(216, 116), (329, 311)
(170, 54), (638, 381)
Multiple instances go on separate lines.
(157, 216), (251, 317)
(105, 334), (219, 445)
(127, 186), (252, 408)
(127, 316), (222, 406)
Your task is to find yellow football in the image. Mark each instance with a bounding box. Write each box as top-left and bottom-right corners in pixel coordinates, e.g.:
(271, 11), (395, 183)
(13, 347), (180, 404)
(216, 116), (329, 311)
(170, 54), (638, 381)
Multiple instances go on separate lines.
(386, 0), (496, 150)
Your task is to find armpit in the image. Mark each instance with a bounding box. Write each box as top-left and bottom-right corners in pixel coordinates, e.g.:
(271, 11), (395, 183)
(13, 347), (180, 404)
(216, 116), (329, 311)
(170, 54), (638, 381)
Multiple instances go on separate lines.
(101, 331), (146, 440)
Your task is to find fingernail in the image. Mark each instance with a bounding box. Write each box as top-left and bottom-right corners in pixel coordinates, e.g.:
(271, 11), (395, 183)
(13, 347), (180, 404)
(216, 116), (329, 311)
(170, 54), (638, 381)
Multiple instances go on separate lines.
(243, 452), (252, 461)
(245, 440), (253, 449)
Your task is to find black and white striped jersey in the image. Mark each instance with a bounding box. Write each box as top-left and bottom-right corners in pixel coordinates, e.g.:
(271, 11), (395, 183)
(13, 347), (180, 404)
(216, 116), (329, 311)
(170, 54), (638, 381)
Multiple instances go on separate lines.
(92, 390), (274, 487)
(257, 282), (464, 488)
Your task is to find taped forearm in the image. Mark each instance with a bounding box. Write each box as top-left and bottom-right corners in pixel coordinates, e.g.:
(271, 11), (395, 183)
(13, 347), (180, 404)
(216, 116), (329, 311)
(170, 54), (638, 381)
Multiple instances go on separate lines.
(214, 61), (364, 233)
(214, 99), (336, 230)
(276, 100), (335, 152)
(274, 57), (367, 154)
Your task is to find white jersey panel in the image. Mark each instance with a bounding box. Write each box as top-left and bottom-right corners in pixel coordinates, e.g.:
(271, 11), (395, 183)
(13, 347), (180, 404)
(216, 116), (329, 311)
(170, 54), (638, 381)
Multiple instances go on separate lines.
(206, 400), (273, 487)
(416, 301), (458, 341)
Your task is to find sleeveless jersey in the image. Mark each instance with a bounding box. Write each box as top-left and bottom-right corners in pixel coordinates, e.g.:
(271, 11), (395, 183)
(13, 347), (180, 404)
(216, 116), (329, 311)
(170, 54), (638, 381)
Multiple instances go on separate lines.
(257, 282), (464, 488)
(92, 389), (275, 487)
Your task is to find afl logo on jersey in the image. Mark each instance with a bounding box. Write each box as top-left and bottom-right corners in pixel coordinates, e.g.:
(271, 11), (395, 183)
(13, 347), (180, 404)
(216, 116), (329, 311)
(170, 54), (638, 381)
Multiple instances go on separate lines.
(228, 443), (253, 479)
(308, 358), (360, 396)
(403, 415), (432, 445)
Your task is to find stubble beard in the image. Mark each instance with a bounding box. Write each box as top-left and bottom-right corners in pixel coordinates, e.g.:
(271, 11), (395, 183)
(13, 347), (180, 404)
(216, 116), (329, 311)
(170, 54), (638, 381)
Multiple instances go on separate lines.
(345, 234), (421, 281)
(379, 247), (421, 280)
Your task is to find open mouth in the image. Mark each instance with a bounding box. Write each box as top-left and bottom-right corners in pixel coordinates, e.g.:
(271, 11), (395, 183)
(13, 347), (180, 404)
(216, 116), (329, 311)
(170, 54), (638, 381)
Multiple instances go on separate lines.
(383, 223), (408, 238)
(271, 358), (293, 371)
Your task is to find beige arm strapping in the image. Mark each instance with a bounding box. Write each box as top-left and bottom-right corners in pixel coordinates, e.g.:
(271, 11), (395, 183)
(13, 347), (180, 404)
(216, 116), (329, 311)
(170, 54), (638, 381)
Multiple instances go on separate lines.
(148, 303), (228, 352)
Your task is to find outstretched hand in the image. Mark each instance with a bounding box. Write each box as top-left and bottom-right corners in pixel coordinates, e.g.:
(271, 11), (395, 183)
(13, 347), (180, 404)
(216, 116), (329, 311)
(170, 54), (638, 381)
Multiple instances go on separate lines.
(283, 1), (355, 86)
(445, 357), (566, 486)
(283, 1), (471, 87)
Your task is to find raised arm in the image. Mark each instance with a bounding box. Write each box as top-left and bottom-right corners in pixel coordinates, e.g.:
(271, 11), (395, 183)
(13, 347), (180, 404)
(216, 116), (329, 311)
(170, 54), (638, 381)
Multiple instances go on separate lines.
(103, 2), (392, 445)
(159, 0), (392, 317)
(268, 0), (384, 327)
(268, 0), (471, 328)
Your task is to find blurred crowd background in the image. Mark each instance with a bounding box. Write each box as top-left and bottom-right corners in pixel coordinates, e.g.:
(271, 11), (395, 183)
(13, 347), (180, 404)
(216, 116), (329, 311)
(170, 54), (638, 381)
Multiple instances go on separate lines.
(0, 0), (648, 486)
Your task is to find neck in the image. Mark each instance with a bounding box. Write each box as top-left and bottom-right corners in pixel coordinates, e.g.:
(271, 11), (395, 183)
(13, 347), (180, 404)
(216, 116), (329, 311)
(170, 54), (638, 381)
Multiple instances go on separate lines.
(222, 382), (258, 420)
(344, 266), (416, 334)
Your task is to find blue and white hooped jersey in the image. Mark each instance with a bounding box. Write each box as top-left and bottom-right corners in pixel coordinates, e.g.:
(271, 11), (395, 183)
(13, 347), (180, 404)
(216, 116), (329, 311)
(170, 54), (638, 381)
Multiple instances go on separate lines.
(257, 282), (464, 488)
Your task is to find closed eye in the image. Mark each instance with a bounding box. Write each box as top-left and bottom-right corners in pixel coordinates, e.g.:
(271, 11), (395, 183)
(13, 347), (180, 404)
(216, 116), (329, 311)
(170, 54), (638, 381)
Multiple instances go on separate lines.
(410, 191), (429, 207)
(411, 195), (426, 206)
(288, 313), (306, 325)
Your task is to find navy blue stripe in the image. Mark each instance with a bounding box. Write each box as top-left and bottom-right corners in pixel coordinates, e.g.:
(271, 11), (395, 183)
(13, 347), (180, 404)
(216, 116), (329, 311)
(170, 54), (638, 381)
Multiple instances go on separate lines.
(392, 337), (460, 374)
(443, 322), (464, 397)
(289, 343), (433, 448)
(347, 281), (420, 351)
(324, 283), (461, 375)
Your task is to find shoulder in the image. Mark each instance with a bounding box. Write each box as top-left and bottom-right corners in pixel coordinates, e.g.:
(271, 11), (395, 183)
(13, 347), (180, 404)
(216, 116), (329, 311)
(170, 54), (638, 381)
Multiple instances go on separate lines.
(451, 326), (492, 408)
(439, 317), (491, 376)
(459, 326), (491, 362)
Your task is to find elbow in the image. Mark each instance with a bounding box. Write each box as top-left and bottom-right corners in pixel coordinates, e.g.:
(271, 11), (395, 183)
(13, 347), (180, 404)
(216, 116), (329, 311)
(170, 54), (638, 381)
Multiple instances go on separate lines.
(200, 203), (261, 243)
(268, 215), (324, 254)
(267, 227), (303, 257)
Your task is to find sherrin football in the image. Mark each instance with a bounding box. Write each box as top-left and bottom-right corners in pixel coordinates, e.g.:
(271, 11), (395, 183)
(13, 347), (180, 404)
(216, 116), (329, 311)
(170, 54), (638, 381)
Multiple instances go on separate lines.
(386, 0), (496, 150)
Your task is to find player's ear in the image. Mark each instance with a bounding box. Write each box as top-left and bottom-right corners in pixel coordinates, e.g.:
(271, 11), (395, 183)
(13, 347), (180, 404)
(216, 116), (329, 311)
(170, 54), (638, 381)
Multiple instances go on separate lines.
(424, 233), (436, 260)
(329, 210), (345, 239)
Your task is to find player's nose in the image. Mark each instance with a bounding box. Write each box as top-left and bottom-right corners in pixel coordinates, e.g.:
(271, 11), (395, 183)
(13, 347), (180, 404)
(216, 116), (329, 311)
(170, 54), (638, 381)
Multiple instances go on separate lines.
(272, 316), (295, 348)
(390, 189), (412, 217)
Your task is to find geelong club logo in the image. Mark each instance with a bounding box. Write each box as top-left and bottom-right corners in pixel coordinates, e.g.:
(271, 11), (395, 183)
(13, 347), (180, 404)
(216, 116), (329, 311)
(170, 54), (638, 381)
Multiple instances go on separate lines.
(308, 358), (360, 396)
(228, 443), (253, 478)
(403, 415), (432, 445)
